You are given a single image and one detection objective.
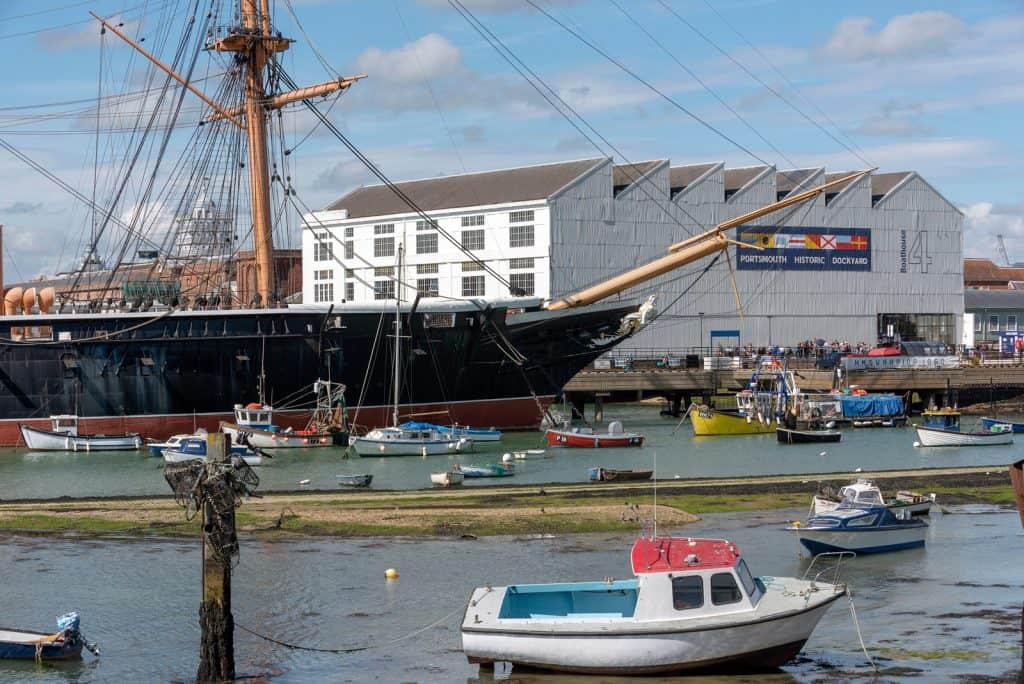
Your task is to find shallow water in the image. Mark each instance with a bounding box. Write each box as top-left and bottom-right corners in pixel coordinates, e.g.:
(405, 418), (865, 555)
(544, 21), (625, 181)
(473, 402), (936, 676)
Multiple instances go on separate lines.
(0, 507), (1020, 682)
(1, 405), (1021, 500)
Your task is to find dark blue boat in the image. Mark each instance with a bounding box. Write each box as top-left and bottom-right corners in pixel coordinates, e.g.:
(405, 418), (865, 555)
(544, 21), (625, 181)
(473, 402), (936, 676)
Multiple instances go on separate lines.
(0, 612), (97, 660)
(981, 416), (1024, 433)
(787, 504), (928, 556)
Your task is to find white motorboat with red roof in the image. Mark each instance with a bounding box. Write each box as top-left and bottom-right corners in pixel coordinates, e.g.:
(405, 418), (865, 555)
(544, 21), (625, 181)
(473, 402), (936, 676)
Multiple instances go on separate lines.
(461, 536), (845, 674)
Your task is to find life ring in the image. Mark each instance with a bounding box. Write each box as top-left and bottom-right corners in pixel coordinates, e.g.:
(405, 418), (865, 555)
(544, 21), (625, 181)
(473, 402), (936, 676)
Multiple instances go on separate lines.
(246, 402), (262, 409)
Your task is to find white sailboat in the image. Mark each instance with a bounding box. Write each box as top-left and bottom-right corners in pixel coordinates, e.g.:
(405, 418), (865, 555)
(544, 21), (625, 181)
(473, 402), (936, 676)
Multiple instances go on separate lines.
(350, 245), (470, 457)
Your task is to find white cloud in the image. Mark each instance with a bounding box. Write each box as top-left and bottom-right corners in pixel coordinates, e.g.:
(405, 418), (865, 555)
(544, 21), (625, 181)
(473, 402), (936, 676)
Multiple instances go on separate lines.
(352, 34), (462, 84)
(962, 202), (1024, 259)
(822, 11), (966, 60)
(38, 17), (140, 52)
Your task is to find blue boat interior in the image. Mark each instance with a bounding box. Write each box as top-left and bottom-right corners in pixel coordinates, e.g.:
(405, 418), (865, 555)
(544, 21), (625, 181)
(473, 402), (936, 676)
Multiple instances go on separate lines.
(921, 413), (960, 431)
(498, 580), (639, 619)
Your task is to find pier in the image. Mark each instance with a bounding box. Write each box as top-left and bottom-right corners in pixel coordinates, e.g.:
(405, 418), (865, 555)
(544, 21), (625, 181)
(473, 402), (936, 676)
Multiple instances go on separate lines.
(563, 362), (1024, 417)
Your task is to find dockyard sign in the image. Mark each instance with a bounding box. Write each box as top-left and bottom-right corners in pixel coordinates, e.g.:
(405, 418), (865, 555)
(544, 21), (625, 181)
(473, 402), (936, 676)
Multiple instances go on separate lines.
(735, 227), (871, 271)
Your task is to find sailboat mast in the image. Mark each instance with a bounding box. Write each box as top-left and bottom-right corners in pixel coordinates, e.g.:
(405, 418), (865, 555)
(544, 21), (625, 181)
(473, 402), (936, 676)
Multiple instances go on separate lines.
(242, 0), (276, 307)
(392, 243), (404, 428)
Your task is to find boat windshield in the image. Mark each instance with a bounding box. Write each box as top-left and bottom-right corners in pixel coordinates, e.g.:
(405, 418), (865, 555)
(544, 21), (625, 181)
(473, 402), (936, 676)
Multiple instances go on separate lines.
(735, 559), (762, 605)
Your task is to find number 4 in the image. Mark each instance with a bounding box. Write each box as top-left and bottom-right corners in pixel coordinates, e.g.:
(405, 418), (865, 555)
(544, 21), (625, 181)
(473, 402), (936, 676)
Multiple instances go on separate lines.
(908, 231), (932, 273)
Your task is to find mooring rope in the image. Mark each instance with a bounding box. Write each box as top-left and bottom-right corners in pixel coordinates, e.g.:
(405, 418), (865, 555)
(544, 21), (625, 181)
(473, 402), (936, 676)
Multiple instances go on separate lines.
(237, 605), (465, 655)
(847, 593), (878, 672)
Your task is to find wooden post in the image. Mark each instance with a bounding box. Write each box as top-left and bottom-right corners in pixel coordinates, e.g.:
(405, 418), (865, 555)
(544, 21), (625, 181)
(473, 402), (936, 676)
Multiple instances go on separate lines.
(197, 432), (235, 683)
(594, 393), (606, 423)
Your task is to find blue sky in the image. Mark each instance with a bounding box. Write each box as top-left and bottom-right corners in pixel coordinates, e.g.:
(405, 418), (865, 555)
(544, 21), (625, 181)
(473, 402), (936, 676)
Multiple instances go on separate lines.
(1, 0), (1022, 279)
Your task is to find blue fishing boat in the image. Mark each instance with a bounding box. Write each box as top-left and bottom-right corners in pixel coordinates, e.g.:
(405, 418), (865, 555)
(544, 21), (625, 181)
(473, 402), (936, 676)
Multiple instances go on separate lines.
(981, 416), (1024, 433)
(0, 612), (98, 660)
(400, 421), (502, 442)
(787, 504), (927, 555)
(459, 463), (514, 478)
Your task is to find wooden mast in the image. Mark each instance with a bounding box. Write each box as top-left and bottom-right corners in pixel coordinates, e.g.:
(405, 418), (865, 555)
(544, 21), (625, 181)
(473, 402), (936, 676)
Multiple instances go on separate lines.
(93, 2), (364, 308)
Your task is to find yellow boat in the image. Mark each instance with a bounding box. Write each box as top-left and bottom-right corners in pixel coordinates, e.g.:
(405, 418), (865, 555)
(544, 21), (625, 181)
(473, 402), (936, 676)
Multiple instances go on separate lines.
(688, 405), (776, 436)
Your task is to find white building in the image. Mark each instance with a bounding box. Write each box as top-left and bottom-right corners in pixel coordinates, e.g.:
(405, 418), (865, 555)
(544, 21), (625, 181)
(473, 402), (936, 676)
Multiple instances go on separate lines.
(304, 157), (964, 350)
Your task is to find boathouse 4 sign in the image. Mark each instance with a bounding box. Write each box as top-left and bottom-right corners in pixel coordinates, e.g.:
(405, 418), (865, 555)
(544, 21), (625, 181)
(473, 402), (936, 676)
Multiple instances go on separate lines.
(735, 227), (872, 271)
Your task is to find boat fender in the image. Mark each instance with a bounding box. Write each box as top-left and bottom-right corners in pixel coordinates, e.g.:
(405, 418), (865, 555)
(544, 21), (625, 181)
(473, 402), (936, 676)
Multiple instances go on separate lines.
(385, 568), (399, 579)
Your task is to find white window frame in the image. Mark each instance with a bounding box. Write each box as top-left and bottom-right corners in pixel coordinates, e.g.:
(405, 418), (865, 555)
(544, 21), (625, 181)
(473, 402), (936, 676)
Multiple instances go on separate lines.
(462, 275), (485, 297)
(374, 237), (395, 258)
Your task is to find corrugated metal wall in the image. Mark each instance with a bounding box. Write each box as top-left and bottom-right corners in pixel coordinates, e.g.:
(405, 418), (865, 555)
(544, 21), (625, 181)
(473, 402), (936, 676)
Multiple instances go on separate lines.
(550, 163), (964, 351)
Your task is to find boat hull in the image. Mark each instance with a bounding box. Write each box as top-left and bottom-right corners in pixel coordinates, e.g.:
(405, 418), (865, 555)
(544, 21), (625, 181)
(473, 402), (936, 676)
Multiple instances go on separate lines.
(546, 430), (644, 448)
(981, 417), (1024, 433)
(794, 524), (926, 555)
(689, 407), (775, 436)
(588, 467), (653, 482)
(460, 465), (513, 477)
(19, 424), (141, 451)
(776, 428), (841, 444)
(462, 595), (840, 674)
(350, 436), (467, 456)
(162, 449), (265, 466)
(221, 422), (345, 448)
(336, 474), (373, 487)
(915, 426), (1013, 446)
(430, 471), (465, 487)
(0, 629), (82, 660)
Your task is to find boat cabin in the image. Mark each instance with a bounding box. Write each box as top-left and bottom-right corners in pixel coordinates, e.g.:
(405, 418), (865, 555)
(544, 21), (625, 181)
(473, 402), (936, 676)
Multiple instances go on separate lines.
(920, 409), (960, 432)
(494, 538), (764, 623)
(808, 504), (912, 530)
(48, 415), (79, 436)
(838, 479), (884, 507)
(233, 403), (274, 429)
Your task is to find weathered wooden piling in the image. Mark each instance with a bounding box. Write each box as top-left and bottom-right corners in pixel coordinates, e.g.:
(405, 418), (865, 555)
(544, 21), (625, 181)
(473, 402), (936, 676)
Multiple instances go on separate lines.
(197, 432), (235, 682)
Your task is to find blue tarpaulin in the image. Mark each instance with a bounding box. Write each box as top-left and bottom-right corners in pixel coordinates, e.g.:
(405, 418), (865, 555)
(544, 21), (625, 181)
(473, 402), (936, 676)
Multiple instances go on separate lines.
(836, 394), (904, 418)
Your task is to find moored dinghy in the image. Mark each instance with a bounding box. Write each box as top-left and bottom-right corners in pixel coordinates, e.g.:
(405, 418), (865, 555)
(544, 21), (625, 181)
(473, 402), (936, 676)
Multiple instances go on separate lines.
(547, 421), (644, 448)
(462, 536), (845, 674)
(430, 468), (465, 487)
(776, 427), (841, 444)
(459, 463), (514, 478)
(588, 466), (654, 482)
(20, 416), (141, 452)
(336, 473), (373, 487)
(0, 612), (99, 660)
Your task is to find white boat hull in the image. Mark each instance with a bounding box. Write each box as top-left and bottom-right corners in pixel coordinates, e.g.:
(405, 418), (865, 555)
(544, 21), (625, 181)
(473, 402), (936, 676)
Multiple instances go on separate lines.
(19, 425), (141, 451)
(221, 423), (336, 448)
(350, 435), (468, 456)
(794, 524), (926, 555)
(462, 593), (840, 674)
(162, 450), (265, 466)
(430, 471), (465, 487)
(915, 426), (1013, 447)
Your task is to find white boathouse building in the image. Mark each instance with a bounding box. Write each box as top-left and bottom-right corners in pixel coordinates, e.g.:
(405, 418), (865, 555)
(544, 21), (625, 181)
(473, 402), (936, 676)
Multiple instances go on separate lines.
(303, 158), (963, 351)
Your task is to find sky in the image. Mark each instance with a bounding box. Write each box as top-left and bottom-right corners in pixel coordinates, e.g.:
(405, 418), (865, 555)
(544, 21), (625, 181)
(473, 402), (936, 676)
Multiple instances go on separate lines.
(1, 0), (1022, 280)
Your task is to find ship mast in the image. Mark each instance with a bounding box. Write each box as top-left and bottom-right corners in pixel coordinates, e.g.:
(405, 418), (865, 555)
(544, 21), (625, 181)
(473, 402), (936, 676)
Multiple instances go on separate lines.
(91, 1), (366, 307)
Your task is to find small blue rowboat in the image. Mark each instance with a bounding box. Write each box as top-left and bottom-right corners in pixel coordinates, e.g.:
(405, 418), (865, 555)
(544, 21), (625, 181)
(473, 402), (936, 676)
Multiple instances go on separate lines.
(0, 612), (99, 660)
(980, 416), (1024, 433)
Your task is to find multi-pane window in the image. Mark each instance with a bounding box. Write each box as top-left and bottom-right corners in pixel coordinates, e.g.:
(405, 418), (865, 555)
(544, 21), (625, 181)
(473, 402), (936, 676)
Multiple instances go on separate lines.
(416, 233), (438, 254)
(461, 215), (484, 227)
(345, 282), (354, 301)
(374, 223), (395, 234)
(990, 314), (999, 332)
(462, 261), (485, 272)
(374, 237), (395, 258)
(345, 268), (354, 278)
(1009, 315), (1018, 332)
(509, 224), (534, 248)
(313, 232), (332, 261)
(344, 240), (354, 259)
(417, 263), (439, 274)
(509, 272), (534, 296)
(374, 280), (396, 300)
(313, 269), (333, 303)
(416, 219), (438, 231)
(374, 266), (394, 277)
(974, 316), (983, 332)
(344, 226), (354, 238)
(509, 257), (534, 270)
(462, 276), (485, 297)
(461, 229), (484, 250)
(509, 210), (534, 223)
(417, 278), (439, 297)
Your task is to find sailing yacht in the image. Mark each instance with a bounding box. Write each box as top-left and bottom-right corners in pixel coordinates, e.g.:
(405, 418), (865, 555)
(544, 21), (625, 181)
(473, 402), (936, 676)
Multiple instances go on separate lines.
(350, 246), (471, 457)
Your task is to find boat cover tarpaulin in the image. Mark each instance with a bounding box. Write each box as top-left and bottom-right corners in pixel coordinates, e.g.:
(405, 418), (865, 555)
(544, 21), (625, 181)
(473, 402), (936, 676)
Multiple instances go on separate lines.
(836, 394), (904, 417)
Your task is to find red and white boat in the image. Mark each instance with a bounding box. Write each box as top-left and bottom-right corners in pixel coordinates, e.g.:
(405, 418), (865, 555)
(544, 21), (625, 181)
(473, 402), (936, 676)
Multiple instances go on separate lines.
(546, 421), (644, 448)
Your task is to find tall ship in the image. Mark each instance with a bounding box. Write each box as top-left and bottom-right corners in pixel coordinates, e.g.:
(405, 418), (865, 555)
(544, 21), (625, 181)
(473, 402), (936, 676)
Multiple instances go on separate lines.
(0, 1), (860, 445)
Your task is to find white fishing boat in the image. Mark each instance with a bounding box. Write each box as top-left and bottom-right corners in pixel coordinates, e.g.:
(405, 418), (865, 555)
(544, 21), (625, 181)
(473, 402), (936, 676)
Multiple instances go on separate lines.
(430, 468), (465, 487)
(788, 505), (927, 556)
(19, 416), (141, 452)
(162, 448), (267, 467)
(222, 380), (348, 449)
(811, 479), (935, 516)
(914, 409), (1013, 447)
(462, 536), (845, 674)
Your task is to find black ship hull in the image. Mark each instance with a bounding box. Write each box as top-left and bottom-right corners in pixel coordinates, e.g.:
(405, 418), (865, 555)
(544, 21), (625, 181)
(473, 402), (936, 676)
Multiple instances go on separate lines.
(0, 300), (638, 444)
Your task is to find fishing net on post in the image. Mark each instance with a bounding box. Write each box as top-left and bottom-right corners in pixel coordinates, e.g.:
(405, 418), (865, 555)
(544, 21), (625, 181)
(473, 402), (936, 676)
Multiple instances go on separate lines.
(163, 455), (260, 567)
